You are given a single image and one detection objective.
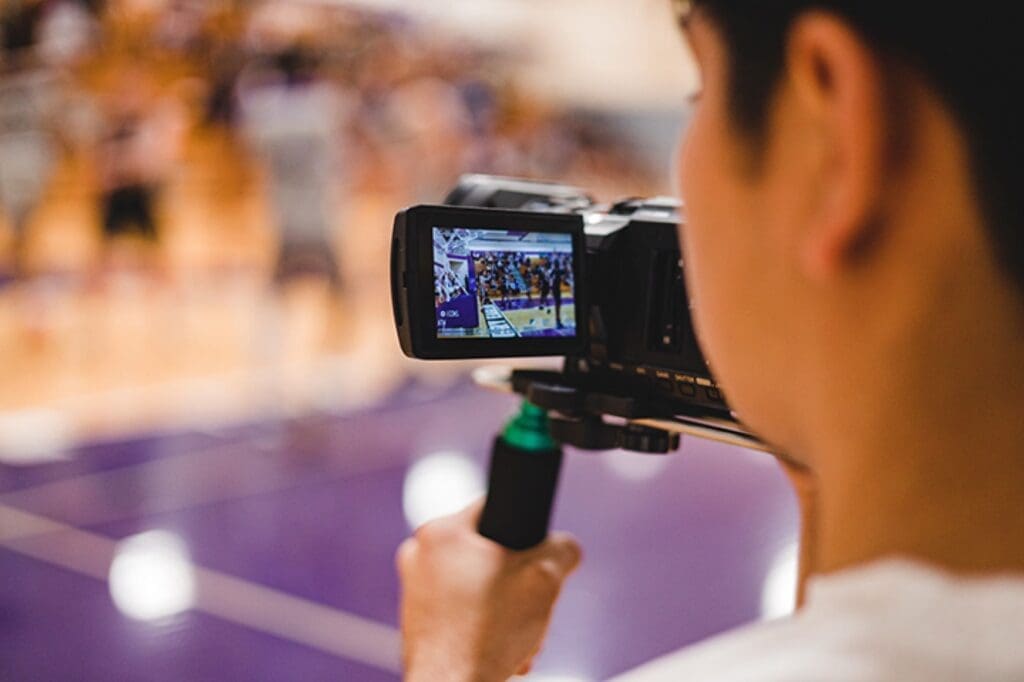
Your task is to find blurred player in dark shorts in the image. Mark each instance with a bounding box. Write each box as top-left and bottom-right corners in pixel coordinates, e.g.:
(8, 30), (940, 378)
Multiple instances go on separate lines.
(99, 122), (158, 243)
(551, 260), (564, 328)
(95, 68), (186, 273)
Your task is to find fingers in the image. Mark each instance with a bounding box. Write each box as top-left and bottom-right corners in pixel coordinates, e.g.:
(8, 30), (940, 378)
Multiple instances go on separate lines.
(404, 497), (582, 582)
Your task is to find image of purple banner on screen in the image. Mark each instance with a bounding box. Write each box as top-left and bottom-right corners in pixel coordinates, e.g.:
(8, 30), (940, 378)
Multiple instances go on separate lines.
(437, 293), (479, 330)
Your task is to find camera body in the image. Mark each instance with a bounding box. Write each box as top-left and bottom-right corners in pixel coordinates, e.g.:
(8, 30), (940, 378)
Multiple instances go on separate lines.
(391, 175), (732, 423)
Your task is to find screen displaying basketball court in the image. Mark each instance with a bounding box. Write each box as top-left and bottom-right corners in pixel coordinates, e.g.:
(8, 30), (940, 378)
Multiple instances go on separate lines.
(432, 227), (576, 339)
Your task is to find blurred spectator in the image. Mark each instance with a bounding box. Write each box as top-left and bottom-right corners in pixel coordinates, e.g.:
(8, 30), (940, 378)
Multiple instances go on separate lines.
(237, 44), (351, 290)
(1, 1), (46, 63)
(0, 1), (64, 277)
(35, 0), (100, 67)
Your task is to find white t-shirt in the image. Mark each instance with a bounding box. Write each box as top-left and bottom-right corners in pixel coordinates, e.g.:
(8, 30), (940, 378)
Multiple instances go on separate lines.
(613, 559), (1024, 681)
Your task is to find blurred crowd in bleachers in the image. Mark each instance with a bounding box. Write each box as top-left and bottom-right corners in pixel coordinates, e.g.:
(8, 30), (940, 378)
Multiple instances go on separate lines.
(0, 0), (659, 286)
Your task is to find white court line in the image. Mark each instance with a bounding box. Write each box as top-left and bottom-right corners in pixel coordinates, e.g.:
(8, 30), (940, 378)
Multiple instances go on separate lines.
(0, 503), (403, 674)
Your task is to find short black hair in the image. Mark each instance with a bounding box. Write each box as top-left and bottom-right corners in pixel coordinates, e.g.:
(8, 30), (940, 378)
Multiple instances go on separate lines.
(691, 2), (1024, 295)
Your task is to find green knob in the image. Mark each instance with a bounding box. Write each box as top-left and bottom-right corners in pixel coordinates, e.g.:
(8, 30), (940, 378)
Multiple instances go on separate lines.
(501, 401), (558, 452)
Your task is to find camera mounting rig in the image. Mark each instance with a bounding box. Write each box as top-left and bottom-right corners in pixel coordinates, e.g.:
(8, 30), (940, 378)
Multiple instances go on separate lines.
(473, 364), (769, 456)
(473, 362), (771, 551)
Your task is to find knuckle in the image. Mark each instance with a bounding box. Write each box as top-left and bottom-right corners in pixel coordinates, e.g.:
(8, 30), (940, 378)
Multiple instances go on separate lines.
(549, 532), (582, 563)
(412, 519), (445, 545)
(395, 538), (417, 574)
(414, 514), (467, 547)
(523, 560), (562, 596)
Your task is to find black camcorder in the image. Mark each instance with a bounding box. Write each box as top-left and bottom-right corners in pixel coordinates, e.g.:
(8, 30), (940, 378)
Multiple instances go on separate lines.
(393, 175), (767, 553)
(391, 174), (755, 440)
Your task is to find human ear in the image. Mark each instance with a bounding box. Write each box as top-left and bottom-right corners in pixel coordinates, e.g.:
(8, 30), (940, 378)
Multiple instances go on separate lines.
(785, 12), (888, 281)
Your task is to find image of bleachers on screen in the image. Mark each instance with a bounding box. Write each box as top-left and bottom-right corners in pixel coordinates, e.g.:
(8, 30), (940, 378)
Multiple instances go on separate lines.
(433, 227), (575, 339)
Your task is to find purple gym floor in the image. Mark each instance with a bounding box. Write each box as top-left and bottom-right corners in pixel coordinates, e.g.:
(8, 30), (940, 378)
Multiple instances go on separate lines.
(0, 376), (797, 681)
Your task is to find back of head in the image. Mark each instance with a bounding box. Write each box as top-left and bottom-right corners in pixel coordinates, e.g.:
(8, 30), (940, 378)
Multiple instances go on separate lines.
(691, 1), (1024, 297)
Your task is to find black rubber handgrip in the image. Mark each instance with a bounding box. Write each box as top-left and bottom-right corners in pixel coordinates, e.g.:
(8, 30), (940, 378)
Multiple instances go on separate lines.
(478, 436), (563, 551)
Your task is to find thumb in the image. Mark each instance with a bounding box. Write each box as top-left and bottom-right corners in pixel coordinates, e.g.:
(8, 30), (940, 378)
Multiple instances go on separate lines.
(532, 531), (583, 577)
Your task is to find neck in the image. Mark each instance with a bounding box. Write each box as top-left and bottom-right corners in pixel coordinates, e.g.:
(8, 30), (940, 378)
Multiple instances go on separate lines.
(808, 254), (1024, 577)
(812, 325), (1024, 577)
(816, 426), (1024, 576)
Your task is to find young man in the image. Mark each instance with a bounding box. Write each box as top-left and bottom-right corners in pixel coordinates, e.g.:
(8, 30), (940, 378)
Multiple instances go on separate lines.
(397, 2), (1024, 679)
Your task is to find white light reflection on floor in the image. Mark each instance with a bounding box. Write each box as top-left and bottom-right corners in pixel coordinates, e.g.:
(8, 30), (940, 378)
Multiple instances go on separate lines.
(760, 539), (799, 620)
(108, 530), (197, 621)
(402, 451), (485, 530)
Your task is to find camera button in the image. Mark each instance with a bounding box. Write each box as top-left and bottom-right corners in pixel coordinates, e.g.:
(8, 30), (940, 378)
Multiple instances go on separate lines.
(677, 381), (696, 397)
(706, 387), (723, 402)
